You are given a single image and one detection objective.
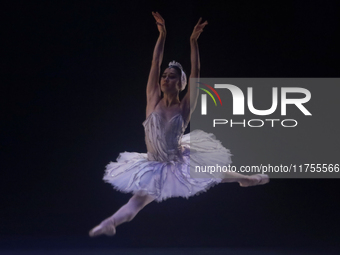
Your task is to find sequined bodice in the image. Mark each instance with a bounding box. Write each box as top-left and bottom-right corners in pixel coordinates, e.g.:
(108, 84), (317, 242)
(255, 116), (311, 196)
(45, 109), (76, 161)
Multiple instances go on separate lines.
(142, 112), (187, 162)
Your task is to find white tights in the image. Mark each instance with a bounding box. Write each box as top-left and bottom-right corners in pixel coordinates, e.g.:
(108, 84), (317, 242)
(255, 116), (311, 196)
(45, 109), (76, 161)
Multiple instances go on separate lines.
(89, 173), (268, 237)
(89, 191), (156, 237)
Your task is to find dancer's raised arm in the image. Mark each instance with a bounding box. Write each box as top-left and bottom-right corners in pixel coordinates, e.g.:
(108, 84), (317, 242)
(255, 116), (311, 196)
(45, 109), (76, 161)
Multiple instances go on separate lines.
(181, 17), (208, 122)
(146, 12), (166, 117)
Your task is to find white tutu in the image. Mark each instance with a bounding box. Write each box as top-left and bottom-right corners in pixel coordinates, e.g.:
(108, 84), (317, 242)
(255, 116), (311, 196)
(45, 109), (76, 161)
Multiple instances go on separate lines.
(103, 112), (232, 202)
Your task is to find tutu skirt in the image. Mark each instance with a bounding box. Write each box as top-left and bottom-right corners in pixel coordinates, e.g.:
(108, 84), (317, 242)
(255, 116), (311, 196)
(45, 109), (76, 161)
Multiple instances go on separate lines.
(103, 130), (233, 202)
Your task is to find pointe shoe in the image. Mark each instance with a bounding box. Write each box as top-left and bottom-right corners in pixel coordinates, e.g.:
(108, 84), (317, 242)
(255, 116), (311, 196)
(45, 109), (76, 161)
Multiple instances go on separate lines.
(257, 174), (270, 185)
(89, 217), (116, 237)
(239, 174), (270, 187)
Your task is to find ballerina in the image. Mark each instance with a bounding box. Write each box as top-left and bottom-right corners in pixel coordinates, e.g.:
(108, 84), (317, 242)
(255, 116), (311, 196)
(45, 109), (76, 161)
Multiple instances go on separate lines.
(89, 11), (269, 237)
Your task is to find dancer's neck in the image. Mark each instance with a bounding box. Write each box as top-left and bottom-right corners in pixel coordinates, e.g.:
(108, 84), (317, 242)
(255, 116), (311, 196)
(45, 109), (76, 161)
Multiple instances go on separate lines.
(162, 93), (180, 107)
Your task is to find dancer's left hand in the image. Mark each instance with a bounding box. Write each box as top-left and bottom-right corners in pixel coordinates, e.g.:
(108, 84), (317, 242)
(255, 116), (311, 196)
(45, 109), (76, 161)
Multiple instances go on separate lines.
(190, 17), (208, 41)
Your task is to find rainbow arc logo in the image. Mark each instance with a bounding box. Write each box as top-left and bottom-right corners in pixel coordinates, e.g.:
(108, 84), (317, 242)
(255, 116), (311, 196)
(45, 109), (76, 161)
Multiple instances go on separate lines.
(197, 82), (222, 115)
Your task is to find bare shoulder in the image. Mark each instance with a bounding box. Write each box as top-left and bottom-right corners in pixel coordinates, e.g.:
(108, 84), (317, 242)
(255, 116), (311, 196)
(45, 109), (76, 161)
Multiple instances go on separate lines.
(146, 98), (162, 119)
(146, 87), (161, 117)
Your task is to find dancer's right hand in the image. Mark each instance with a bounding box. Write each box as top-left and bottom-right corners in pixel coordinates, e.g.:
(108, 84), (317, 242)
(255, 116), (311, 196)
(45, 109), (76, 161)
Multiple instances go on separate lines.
(152, 11), (166, 34)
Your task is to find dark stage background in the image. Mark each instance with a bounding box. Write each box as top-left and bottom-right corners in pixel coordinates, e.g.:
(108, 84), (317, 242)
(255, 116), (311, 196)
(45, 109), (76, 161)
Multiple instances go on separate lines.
(2, 0), (340, 254)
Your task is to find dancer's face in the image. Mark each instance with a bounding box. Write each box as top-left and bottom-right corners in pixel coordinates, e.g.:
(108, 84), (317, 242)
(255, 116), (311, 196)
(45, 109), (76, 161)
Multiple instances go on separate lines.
(161, 68), (181, 93)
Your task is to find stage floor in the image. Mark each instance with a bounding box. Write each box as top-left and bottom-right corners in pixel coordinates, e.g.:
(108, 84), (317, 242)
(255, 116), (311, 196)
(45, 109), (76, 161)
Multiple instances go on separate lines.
(1, 247), (339, 255)
(1, 236), (338, 255)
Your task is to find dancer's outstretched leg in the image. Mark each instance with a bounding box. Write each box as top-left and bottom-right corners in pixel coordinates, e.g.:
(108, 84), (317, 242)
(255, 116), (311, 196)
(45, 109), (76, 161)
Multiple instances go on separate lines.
(89, 192), (156, 237)
(221, 171), (269, 187)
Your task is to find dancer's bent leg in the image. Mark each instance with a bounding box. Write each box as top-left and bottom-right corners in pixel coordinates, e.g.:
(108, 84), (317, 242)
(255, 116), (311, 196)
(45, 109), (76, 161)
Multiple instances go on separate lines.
(89, 192), (156, 237)
(221, 170), (269, 187)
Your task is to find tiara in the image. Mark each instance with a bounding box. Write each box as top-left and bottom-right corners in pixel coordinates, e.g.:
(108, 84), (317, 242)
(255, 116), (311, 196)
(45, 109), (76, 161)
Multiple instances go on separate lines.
(168, 60), (183, 71)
